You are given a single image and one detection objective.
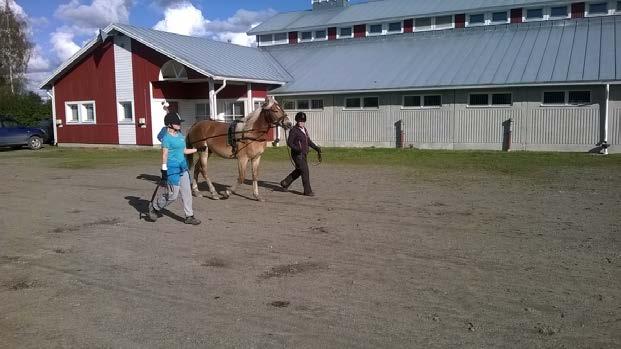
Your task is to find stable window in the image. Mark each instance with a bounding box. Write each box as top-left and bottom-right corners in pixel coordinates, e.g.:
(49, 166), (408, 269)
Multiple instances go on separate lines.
(363, 97), (379, 108)
(274, 32), (288, 44)
(492, 11), (508, 23)
(224, 101), (245, 121)
(66, 101), (96, 124)
(588, 2), (608, 15)
(526, 8), (544, 20)
(195, 103), (209, 118)
(491, 93), (512, 106)
(68, 104), (79, 122)
(258, 34), (272, 44)
(618, 1), (621, 11)
(424, 95), (442, 107)
(388, 21), (402, 32)
(315, 30), (327, 39)
(369, 24), (383, 34)
(543, 91), (566, 105)
(119, 101), (133, 122)
(297, 100), (310, 110)
(283, 100), (295, 110)
(338, 27), (352, 38)
(550, 6), (568, 17)
(469, 94), (489, 106)
(568, 91), (591, 105)
(414, 17), (432, 31)
(311, 99), (324, 110)
(435, 15), (453, 29)
(468, 13), (485, 25)
(345, 97), (361, 109)
(403, 96), (421, 107)
(301, 31), (313, 41)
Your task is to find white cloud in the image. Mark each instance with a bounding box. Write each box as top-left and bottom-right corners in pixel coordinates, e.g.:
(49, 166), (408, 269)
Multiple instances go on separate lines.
(0, 0), (27, 18)
(204, 9), (276, 34)
(153, 2), (207, 36)
(213, 30), (256, 47)
(50, 29), (81, 62)
(55, 0), (134, 29)
(27, 46), (52, 73)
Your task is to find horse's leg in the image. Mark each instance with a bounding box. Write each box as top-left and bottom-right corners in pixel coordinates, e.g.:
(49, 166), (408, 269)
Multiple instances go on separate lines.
(251, 155), (263, 202)
(226, 155), (248, 197)
(194, 151), (219, 199)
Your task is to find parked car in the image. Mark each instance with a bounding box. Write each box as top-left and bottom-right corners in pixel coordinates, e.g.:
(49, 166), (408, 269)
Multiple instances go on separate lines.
(0, 116), (49, 150)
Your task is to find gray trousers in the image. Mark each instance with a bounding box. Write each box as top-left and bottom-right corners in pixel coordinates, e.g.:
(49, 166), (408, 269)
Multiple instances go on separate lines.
(153, 171), (194, 217)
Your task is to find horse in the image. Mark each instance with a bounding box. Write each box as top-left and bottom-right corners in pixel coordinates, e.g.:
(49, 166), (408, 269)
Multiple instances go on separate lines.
(185, 96), (292, 202)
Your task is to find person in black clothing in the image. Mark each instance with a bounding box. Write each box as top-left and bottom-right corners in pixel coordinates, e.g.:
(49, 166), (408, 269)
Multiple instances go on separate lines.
(280, 112), (321, 196)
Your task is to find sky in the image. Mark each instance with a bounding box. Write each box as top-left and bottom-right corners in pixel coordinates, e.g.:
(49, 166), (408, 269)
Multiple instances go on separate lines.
(1, 0), (363, 94)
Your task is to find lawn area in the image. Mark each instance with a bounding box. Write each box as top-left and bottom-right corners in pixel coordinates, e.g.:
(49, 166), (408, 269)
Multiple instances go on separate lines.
(3, 146), (620, 177)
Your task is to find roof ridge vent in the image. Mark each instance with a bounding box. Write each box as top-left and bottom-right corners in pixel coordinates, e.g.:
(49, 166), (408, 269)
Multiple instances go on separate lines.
(312, 0), (349, 10)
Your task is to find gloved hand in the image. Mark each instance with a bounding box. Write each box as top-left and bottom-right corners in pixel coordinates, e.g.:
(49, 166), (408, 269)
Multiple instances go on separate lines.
(160, 169), (168, 182)
(316, 146), (322, 154)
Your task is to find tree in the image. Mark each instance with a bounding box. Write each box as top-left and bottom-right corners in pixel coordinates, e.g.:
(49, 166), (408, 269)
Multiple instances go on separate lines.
(0, 0), (32, 94)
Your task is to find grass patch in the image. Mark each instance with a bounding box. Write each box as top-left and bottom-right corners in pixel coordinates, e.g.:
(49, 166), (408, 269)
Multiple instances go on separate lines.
(2, 146), (620, 176)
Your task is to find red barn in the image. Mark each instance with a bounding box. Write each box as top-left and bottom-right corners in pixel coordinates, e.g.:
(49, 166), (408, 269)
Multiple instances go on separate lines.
(41, 24), (290, 146)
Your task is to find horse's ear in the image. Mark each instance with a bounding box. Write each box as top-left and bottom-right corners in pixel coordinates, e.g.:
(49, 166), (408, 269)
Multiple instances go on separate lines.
(263, 96), (275, 109)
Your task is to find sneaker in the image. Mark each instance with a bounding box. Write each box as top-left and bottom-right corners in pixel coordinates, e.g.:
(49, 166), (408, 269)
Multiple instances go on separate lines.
(147, 202), (159, 222)
(184, 216), (201, 225)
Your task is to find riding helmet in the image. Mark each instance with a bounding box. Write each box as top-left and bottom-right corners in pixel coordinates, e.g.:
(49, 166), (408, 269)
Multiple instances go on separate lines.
(294, 112), (307, 123)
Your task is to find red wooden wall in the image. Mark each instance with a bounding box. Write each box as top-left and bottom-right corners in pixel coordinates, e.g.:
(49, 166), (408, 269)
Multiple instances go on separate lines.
(54, 40), (118, 144)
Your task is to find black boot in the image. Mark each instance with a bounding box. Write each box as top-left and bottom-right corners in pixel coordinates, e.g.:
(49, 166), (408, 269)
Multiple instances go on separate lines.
(280, 177), (292, 190)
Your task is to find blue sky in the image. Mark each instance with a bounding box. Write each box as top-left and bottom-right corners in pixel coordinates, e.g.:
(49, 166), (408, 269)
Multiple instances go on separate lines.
(5, 0), (363, 93)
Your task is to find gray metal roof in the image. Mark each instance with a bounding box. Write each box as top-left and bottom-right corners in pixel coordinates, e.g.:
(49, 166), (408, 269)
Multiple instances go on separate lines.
(41, 23), (291, 89)
(248, 0), (573, 35)
(266, 16), (621, 95)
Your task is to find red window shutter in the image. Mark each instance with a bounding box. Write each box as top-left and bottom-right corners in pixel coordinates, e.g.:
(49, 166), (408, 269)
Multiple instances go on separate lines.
(455, 14), (465, 28)
(288, 32), (298, 44)
(328, 27), (337, 40)
(510, 8), (523, 23)
(404, 19), (413, 32)
(571, 2), (585, 18)
(354, 24), (366, 38)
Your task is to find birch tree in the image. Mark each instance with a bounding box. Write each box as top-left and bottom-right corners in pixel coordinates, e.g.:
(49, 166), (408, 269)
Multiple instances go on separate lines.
(0, 0), (32, 94)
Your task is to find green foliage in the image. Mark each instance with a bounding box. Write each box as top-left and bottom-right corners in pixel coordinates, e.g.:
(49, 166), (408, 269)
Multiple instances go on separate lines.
(0, 89), (52, 125)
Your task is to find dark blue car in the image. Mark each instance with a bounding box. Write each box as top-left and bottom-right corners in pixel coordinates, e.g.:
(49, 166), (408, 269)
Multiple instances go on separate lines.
(0, 116), (49, 150)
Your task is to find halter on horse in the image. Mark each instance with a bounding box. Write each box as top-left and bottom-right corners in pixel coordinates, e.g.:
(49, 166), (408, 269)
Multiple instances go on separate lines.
(185, 96), (292, 201)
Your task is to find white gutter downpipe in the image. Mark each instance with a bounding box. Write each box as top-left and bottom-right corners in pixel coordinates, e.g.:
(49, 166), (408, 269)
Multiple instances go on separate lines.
(603, 83), (610, 155)
(209, 79), (227, 120)
(46, 87), (58, 146)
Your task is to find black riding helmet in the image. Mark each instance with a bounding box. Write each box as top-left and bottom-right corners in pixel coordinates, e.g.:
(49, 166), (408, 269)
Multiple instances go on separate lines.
(164, 112), (184, 127)
(294, 112), (306, 123)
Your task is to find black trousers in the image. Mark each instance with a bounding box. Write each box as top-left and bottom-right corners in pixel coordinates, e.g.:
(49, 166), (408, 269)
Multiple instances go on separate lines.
(283, 153), (312, 194)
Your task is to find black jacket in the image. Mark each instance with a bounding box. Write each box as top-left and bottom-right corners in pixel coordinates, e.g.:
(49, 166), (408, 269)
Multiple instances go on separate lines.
(287, 125), (319, 155)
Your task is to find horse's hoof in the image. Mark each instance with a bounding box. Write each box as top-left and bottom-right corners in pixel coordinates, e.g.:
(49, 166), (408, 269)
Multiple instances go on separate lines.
(254, 195), (265, 202)
(192, 191), (203, 198)
(210, 193), (220, 200)
(223, 190), (231, 198)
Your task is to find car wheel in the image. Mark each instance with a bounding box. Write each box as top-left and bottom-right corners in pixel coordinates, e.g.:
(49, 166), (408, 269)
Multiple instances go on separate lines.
(28, 136), (43, 150)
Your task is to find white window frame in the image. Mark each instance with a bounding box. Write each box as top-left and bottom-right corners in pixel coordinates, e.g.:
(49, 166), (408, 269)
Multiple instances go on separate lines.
(547, 5), (571, 19)
(413, 17), (433, 32)
(314, 29), (328, 41)
(387, 21), (403, 34)
(434, 15), (454, 30)
(366, 23), (386, 36)
(285, 99), (324, 110)
(401, 95), (443, 109)
(586, 1), (611, 16)
(523, 7), (545, 22)
(541, 90), (592, 106)
(299, 31), (314, 42)
(337, 26), (353, 39)
(273, 32), (289, 45)
(118, 101), (134, 124)
(282, 99), (296, 110)
(344, 96), (379, 110)
(467, 92), (513, 107)
(65, 100), (97, 124)
(466, 13), (486, 27)
(258, 34), (274, 46)
(195, 102), (210, 119)
(490, 10), (509, 24)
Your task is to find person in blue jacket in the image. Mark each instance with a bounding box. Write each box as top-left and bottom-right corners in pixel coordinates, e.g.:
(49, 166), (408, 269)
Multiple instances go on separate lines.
(148, 112), (201, 225)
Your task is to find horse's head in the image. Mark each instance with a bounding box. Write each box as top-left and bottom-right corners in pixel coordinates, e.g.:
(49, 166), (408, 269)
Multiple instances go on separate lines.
(261, 96), (292, 130)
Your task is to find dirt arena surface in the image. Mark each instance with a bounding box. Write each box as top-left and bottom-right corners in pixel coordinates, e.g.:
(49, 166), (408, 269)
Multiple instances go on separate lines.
(0, 148), (620, 348)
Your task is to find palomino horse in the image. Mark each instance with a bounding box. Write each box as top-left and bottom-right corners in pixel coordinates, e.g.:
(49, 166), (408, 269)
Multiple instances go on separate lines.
(185, 96), (292, 201)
